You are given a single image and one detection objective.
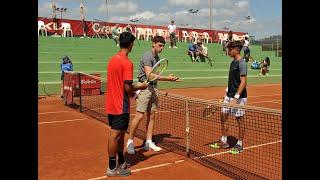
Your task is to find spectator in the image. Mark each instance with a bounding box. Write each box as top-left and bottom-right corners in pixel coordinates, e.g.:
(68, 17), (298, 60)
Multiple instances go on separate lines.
(187, 42), (197, 62)
(112, 24), (120, 46)
(242, 36), (250, 62)
(168, 20), (178, 48)
(195, 39), (206, 62)
(259, 57), (271, 76)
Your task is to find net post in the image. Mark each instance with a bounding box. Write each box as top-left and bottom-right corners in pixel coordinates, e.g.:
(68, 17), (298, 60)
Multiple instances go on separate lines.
(185, 100), (190, 157)
(78, 72), (82, 112)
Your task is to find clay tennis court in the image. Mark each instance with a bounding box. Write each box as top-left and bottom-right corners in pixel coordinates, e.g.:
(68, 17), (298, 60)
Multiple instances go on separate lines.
(38, 83), (281, 179)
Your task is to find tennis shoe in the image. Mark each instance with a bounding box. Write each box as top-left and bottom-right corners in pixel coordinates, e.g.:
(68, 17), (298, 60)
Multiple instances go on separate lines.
(209, 140), (229, 149)
(228, 144), (243, 154)
(144, 141), (162, 152)
(173, 46), (178, 48)
(106, 162), (131, 177)
(126, 141), (135, 154)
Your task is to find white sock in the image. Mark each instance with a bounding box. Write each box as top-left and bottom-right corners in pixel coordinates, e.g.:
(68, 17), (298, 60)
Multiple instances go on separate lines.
(237, 140), (242, 146)
(221, 136), (227, 143)
(192, 57), (195, 61)
(127, 139), (133, 145)
(146, 140), (153, 144)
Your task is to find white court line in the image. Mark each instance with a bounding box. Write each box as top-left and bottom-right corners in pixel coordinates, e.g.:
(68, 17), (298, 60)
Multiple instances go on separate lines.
(38, 110), (71, 115)
(87, 140), (281, 180)
(38, 69), (282, 73)
(248, 100), (282, 105)
(38, 118), (87, 125)
(248, 94), (281, 98)
(87, 160), (185, 180)
(194, 140), (282, 159)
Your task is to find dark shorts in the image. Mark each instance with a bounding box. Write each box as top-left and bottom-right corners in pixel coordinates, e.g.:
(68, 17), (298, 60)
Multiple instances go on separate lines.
(108, 113), (130, 130)
(243, 47), (250, 56)
(61, 71), (64, 80)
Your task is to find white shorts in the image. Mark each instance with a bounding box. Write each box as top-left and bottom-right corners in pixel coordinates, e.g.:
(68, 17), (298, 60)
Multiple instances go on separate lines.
(221, 96), (247, 117)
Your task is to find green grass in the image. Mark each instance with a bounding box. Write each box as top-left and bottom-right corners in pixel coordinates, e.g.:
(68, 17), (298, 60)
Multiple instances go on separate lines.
(38, 36), (282, 95)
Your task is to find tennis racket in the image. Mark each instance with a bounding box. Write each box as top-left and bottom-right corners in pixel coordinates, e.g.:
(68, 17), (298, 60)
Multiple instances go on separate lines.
(202, 99), (224, 118)
(132, 58), (169, 98)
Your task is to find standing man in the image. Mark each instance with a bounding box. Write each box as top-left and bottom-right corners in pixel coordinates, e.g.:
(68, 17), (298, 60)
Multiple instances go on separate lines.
(112, 24), (120, 46)
(105, 32), (148, 176)
(168, 20), (178, 48)
(242, 36), (250, 62)
(126, 36), (180, 154)
(210, 40), (248, 155)
(60, 55), (73, 98)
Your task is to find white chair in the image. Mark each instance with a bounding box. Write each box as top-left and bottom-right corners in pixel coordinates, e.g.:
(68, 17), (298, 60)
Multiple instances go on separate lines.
(38, 21), (47, 36)
(218, 33), (228, 44)
(61, 23), (73, 37)
(181, 30), (190, 43)
(136, 28), (145, 40)
(145, 28), (153, 41)
(191, 31), (199, 43)
(203, 32), (212, 43)
(155, 29), (164, 36)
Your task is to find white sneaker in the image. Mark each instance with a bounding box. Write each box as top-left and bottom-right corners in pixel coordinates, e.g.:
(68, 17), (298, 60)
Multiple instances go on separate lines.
(126, 141), (135, 154)
(168, 46), (172, 48)
(144, 141), (162, 152)
(117, 44), (119, 46)
(173, 46), (178, 48)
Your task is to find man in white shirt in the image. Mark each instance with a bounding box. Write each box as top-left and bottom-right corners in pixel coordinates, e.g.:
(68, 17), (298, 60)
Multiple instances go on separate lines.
(243, 36), (250, 62)
(168, 20), (178, 48)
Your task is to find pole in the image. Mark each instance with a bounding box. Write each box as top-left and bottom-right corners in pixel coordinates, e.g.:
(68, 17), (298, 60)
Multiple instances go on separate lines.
(209, 0), (212, 29)
(276, 36), (279, 57)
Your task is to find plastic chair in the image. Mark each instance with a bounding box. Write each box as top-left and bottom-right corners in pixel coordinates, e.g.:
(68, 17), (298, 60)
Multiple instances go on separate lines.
(145, 28), (153, 41)
(203, 32), (212, 43)
(181, 30), (190, 43)
(61, 23), (73, 37)
(136, 28), (145, 40)
(38, 21), (47, 36)
(191, 31), (199, 43)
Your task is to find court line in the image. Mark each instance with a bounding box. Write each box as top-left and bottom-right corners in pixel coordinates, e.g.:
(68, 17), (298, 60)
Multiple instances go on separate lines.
(38, 70), (282, 74)
(38, 118), (87, 125)
(87, 140), (281, 180)
(38, 75), (281, 85)
(248, 94), (281, 98)
(87, 160), (185, 180)
(194, 140), (282, 159)
(38, 110), (72, 115)
(248, 100), (282, 105)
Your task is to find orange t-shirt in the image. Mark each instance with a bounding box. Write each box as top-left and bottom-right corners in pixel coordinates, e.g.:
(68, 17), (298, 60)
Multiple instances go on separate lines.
(106, 51), (133, 115)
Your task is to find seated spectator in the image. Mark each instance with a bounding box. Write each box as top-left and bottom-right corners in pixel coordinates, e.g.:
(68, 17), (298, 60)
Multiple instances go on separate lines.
(259, 57), (271, 75)
(111, 24), (120, 46)
(187, 42), (197, 63)
(195, 40), (207, 62)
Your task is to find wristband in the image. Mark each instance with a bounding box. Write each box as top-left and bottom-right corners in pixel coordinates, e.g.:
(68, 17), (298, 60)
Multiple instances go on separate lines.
(225, 87), (228, 92)
(234, 94), (240, 99)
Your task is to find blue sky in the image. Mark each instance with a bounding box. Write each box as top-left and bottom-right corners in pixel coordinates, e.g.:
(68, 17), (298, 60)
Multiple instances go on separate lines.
(38, 0), (281, 39)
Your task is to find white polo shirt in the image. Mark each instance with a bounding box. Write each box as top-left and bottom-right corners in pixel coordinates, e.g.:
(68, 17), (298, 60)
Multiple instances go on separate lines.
(168, 24), (176, 34)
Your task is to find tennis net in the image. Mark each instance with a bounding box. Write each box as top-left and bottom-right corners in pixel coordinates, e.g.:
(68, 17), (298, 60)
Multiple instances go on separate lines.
(64, 71), (282, 180)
